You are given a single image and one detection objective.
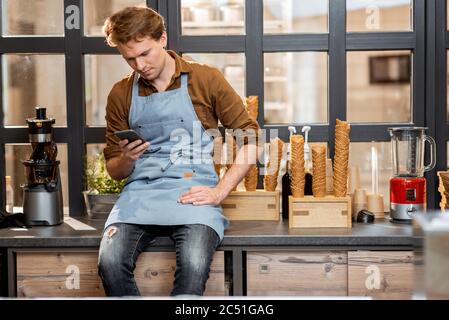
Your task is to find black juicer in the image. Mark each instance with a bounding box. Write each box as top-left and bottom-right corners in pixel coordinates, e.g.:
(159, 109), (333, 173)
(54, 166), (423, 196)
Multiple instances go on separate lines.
(21, 107), (63, 226)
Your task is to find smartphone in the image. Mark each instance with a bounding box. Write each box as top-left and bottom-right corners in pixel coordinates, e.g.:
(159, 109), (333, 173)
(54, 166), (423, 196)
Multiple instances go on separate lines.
(114, 129), (146, 145)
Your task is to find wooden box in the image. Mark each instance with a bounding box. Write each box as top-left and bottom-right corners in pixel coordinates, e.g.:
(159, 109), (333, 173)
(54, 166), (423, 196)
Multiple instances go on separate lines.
(288, 195), (352, 228)
(222, 190), (280, 221)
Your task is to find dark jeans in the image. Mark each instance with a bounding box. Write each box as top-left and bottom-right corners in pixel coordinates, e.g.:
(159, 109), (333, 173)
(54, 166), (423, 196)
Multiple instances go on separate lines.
(97, 223), (220, 297)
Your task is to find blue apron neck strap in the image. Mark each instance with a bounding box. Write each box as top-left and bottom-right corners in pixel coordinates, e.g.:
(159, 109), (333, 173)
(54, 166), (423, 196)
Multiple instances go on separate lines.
(180, 73), (188, 88)
(132, 72), (140, 98)
(133, 72), (187, 95)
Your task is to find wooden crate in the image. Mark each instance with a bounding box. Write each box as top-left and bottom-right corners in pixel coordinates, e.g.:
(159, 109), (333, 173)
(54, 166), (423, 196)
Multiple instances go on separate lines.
(289, 195), (352, 228)
(222, 190), (280, 221)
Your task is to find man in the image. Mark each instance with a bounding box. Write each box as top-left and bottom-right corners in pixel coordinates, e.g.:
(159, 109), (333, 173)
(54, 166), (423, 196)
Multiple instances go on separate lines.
(98, 6), (260, 296)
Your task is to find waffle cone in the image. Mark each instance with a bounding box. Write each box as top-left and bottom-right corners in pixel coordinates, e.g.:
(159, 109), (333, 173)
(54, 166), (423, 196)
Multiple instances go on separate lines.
(290, 135), (305, 197)
(244, 165), (258, 191)
(438, 171), (449, 209)
(264, 138), (284, 192)
(312, 145), (326, 197)
(245, 96), (259, 121)
(333, 119), (351, 197)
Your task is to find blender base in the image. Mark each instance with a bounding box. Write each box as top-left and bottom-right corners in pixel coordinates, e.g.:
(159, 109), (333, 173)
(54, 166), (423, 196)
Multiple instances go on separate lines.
(389, 218), (413, 224)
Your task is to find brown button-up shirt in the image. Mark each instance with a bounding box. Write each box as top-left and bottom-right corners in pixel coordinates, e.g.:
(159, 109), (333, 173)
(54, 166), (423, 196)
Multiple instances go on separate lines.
(104, 50), (260, 161)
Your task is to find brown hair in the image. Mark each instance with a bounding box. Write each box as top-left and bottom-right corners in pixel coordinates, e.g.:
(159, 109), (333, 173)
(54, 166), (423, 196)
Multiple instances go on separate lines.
(103, 6), (166, 47)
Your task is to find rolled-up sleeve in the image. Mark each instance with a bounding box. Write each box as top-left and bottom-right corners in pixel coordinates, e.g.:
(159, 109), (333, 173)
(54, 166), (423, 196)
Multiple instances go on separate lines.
(210, 68), (261, 146)
(103, 80), (132, 161)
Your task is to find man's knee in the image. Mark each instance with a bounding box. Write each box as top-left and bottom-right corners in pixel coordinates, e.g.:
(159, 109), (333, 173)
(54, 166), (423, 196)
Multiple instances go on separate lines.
(98, 226), (132, 278)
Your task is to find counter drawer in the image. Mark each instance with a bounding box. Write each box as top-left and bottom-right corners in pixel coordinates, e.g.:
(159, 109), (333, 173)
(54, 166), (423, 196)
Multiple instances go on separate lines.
(348, 251), (414, 299)
(16, 251), (226, 297)
(246, 251), (348, 296)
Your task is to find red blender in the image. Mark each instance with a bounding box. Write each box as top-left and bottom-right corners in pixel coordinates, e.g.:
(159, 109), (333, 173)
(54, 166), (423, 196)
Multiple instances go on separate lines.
(388, 127), (436, 223)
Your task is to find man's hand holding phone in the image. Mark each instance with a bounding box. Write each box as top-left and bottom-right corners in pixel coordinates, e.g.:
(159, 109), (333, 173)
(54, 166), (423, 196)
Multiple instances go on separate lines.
(115, 130), (150, 162)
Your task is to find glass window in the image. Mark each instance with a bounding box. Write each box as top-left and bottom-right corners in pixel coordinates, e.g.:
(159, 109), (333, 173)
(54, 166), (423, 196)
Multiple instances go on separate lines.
(264, 52), (328, 124)
(181, 0), (245, 35)
(84, 0), (146, 36)
(87, 144), (106, 158)
(447, 52), (449, 122)
(447, 142), (449, 169)
(1, 0), (64, 36)
(347, 50), (412, 123)
(182, 53), (246, 99)
(85, 55), (132, 127)
(347, 0), (412, 32)
(5, 144), (69, 214)
(2, 55), (67, 127)
(263, 0), (328, 34)
(349, 142), (392, 211)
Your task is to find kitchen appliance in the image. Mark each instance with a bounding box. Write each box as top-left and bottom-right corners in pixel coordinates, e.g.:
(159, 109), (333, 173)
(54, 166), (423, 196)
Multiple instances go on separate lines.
(21, 107), (63, 226)
(389, 127), (436, 223)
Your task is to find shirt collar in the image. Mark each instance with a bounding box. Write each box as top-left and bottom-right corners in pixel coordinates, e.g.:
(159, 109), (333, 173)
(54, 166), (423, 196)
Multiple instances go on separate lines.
(139, 50), (192, 87)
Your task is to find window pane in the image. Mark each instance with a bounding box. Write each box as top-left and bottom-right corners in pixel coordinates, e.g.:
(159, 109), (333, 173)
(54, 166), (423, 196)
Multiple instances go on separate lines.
(447, 142), (449, 169)
(1, 0), (64, 36)
(264, 52), (328, 124)
(349, 142), (392, 212)
(447, 52), (449, 122)
(347, 51), (412, 123)
(263, 0), (328, 34)
(5, 144), (69, 215)
(85, 55), (132, 126)
(84, 0), (146, 36)
(182, 53), (246, 99)
(2, 55), (67, 127)
(181, 0), (245, 35)
(87, 144), (107, 158)
(347, 0), (412, 32)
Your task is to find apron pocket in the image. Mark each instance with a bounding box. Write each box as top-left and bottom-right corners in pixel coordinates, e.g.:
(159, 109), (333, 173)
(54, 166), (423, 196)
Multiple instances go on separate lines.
(137, 118), (187, 145)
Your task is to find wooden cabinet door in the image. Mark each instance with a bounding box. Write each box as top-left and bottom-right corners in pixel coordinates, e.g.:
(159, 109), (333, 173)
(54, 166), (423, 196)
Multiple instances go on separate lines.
(348, 251), (414, 299)
(16, 251), (226, 297)
(135, 252), (226, 296)
(16, 251), (103, 297)
(247, 251), (348, 296)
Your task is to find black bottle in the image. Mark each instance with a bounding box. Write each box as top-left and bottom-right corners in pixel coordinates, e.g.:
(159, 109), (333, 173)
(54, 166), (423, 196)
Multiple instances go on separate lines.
(281, 162), (292, 220)
(305, 171), (313, 195)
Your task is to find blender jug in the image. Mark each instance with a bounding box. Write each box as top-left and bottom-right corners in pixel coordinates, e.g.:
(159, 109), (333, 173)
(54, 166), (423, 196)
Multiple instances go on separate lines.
(388, 127), (436, 222)
(389, 127), (436, 177)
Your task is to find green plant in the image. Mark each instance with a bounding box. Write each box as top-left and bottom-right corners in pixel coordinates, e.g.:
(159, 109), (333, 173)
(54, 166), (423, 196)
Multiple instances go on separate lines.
(85, 153), (125, 194)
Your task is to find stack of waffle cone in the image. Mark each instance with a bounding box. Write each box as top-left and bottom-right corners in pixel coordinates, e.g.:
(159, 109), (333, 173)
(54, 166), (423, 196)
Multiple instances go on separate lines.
(333, 119), (351, 197)
(213, 137), (223, 178)
(244, 166), (258, 191)
(244, 96), (259, 191)
(437, 171), (449, 210)
(245, 96), (259, 121)
(290, 135), (305, 197)
(312, 145), (326, 197)
(264, 138), (284, 192)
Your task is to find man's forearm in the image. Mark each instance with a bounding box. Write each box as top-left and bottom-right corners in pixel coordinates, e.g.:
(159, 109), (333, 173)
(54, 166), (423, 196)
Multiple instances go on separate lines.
(106, 155), (135, 180)
(215, 144), (260, 199)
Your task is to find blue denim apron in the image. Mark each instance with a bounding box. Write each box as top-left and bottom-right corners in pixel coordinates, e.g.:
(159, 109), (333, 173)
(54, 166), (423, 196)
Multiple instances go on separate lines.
(104, 73), (229, 240)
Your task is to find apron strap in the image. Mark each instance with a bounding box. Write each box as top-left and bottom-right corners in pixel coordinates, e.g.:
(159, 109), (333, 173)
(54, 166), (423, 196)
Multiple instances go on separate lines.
(180, 73), (188, 89)
(132, 72), (140, 99)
